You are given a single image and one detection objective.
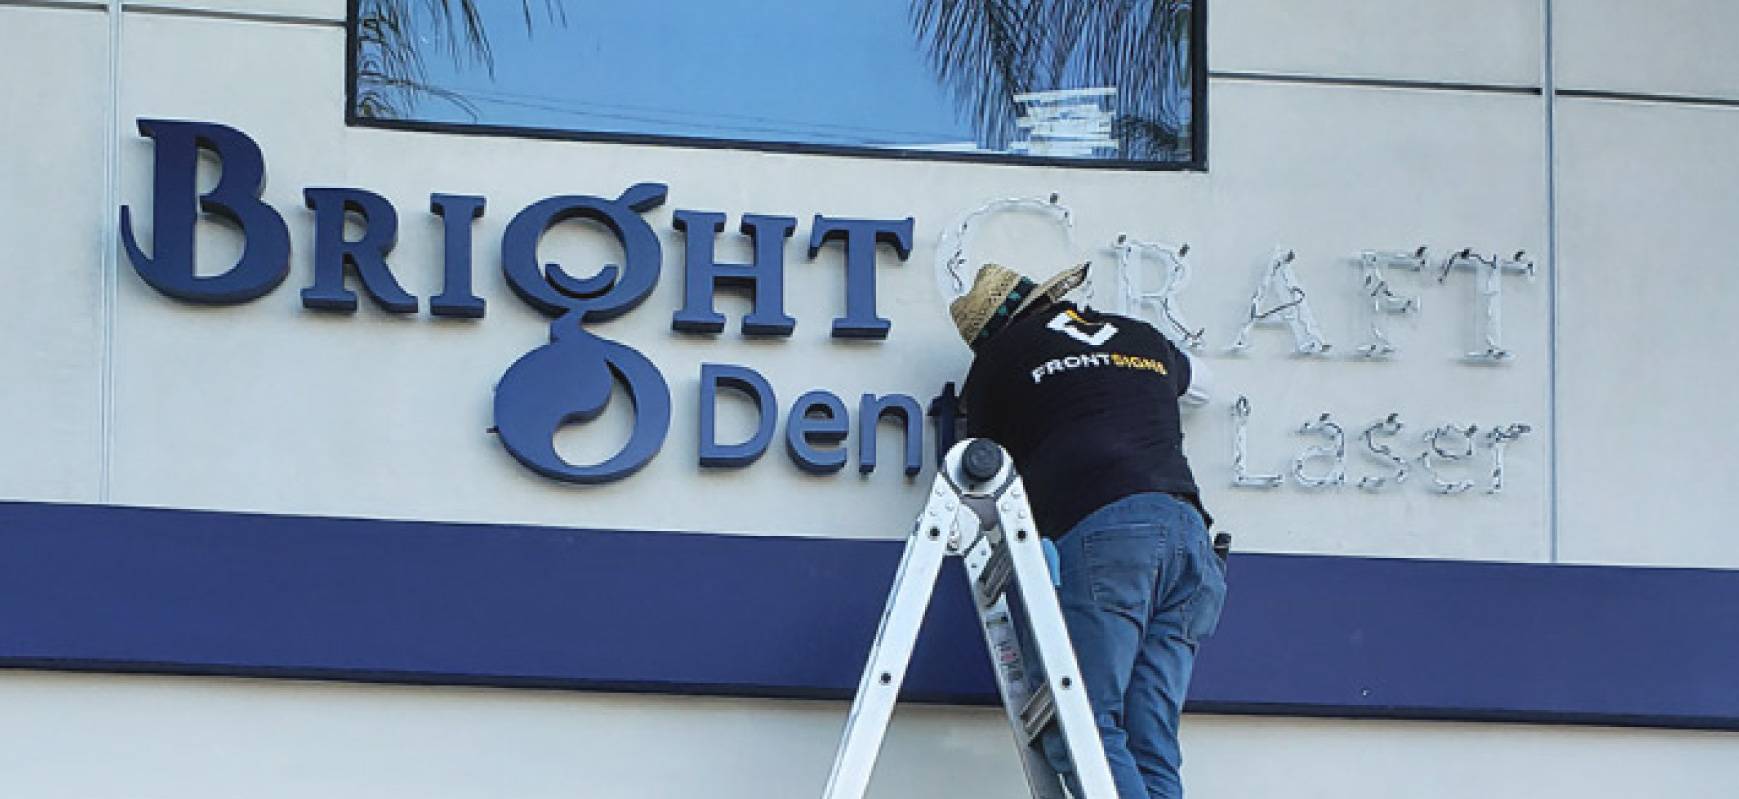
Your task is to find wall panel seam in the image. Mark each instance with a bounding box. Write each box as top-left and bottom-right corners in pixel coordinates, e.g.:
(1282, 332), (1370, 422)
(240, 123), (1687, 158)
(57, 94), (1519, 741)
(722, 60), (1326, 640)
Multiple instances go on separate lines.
(1209, 70), (1541, 96)
(1556, 88), (1739, 110)
(1212, 71), (1739, 111)
(0, 0), (106, 11)
(1543, 0), (1558, 564)
(121, 3), (342, 28)
(99, 0), (120, 502)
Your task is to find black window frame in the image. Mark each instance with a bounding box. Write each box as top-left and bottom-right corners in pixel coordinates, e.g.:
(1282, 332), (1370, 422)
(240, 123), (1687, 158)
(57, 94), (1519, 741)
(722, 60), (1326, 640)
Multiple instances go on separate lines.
(343, 0), (1208, 172)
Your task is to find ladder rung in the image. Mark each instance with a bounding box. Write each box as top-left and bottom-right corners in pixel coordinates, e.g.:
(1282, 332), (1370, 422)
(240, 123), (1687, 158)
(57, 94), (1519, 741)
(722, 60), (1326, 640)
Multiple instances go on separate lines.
(976, 544), (1013, 605)
(1020, 682), (1057, 745)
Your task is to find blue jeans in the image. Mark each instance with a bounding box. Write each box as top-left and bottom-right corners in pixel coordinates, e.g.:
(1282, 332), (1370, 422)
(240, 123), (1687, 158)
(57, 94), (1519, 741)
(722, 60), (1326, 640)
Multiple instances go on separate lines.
(1035, 492), (1226, 799)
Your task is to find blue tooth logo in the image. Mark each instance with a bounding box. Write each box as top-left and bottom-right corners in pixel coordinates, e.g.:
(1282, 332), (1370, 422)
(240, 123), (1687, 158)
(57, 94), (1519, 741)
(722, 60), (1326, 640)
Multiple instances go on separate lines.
(494, 323), (671, 484)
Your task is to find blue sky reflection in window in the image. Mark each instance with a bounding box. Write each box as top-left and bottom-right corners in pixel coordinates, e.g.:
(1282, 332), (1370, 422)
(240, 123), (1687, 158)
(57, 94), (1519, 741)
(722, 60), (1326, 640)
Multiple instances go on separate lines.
(353, 0), (1197, 165)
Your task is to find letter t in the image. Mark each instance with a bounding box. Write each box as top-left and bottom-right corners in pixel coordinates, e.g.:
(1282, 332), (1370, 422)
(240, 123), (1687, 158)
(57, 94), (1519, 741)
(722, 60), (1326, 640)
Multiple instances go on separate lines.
(807, 216), (913, 339)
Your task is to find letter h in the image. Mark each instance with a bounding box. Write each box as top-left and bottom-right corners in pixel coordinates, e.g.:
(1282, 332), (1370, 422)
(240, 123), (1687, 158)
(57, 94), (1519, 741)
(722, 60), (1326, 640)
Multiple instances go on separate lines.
(671, 210), (797, 336)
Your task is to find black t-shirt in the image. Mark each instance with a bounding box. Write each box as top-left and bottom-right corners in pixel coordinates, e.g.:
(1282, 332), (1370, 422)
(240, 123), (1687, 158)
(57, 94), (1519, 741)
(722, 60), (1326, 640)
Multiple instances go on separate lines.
(962, 302), (1208, 538)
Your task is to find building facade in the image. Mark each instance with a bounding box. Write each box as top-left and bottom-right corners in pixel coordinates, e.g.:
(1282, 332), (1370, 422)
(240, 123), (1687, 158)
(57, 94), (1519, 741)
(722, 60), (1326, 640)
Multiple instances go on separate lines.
(3, 1), (1738, 796)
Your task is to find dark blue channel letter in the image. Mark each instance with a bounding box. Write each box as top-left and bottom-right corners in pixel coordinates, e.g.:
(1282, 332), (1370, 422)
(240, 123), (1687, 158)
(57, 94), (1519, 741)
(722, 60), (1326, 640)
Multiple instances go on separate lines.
(301, 188), (415, 313)
(698, 363), (777, 468)
(672, 211), (799, 337)
(119, 118), (290, 304)
(807, 216), (914, 339)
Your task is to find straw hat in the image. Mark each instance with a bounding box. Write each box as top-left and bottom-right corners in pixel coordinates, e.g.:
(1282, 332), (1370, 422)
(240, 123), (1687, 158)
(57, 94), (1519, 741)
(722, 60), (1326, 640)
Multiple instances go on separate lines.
(949, 262), (1089, 348)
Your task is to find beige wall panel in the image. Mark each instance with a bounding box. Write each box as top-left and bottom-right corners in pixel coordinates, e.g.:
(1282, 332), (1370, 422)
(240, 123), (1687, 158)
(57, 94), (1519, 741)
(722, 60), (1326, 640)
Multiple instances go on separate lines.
(0, 6), (108, 502)
(1554, 98), (1739, 568)
(1186, 713), (1739, 798)
(1186, 80), (1549, 561)
(110, 12), (348, 512)
(4, 671), (1739, 799)
(1212, 0), (1542, 86)
(1556, 0), (1739, 101)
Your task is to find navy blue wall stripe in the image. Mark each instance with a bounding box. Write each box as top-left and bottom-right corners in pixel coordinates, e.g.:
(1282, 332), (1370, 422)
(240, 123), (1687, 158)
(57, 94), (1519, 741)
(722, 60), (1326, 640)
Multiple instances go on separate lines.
(3, 501), (1736, 730)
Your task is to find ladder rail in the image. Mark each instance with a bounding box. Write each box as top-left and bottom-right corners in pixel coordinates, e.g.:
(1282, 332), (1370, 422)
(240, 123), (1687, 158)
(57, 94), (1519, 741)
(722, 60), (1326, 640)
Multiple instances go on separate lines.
(821, 440), (1120, 799)
(992, 478), (1119, 798)
(820, 480), (963, 799)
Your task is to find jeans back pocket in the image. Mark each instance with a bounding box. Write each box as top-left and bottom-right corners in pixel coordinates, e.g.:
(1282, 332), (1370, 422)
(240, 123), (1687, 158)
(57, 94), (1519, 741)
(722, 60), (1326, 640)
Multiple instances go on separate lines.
(1080, 526), (1162, 620)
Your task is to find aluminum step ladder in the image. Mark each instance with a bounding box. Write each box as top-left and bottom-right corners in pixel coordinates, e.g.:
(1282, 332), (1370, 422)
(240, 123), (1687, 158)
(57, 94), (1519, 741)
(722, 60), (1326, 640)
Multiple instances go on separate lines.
(821, 439), (1118, 799)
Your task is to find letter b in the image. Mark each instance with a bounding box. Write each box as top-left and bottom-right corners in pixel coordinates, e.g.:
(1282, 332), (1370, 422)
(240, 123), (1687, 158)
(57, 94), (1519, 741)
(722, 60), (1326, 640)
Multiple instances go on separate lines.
(119, 119), (290, 303)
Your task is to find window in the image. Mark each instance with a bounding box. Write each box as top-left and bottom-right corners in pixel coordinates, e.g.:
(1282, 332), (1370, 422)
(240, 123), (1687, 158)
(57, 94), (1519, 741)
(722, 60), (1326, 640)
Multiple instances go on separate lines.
(349, 1), (1205, 170)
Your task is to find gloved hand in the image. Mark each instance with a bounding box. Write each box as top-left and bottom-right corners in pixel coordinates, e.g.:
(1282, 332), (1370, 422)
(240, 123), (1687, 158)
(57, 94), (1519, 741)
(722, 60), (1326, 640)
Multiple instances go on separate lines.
(1181, 350), (1212, 407)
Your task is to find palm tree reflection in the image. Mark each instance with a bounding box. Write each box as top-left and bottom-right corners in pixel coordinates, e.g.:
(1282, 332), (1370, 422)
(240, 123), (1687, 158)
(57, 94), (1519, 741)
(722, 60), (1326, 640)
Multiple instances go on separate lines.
(910, 0), (1193, 160)
(354, 0), (564, 120)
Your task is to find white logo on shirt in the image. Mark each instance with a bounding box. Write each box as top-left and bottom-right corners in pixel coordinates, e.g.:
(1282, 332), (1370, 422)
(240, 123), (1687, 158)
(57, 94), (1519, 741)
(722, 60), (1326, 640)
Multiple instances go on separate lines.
(1047, 309), (1117, 346)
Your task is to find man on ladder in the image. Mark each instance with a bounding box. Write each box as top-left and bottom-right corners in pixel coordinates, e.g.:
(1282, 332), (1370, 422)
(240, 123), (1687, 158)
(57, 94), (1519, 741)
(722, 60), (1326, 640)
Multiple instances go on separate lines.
(952, 262), (1226, 799)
